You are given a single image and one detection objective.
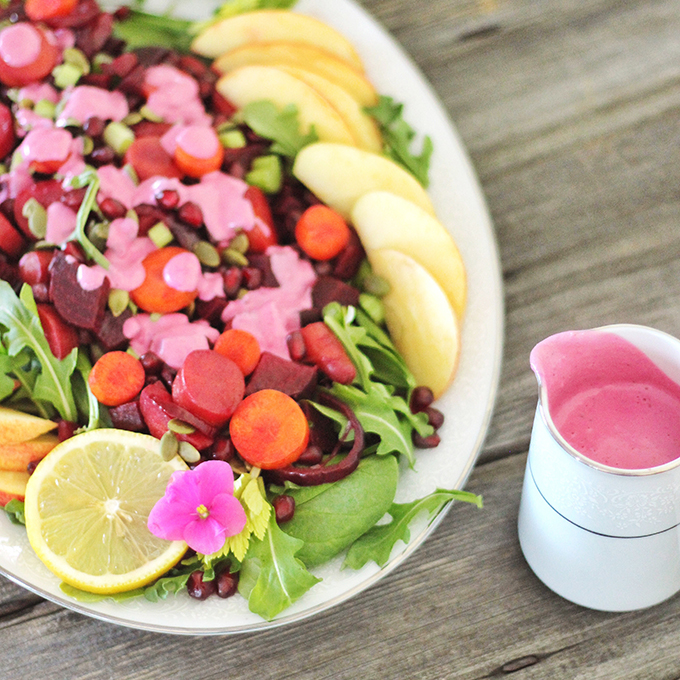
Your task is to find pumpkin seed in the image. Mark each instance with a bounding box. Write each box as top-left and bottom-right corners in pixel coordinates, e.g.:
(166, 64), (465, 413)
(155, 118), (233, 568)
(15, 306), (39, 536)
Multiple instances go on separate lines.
(160, 431), (179, 461)
(168, 419), (196, 435)
(178, 441), (201, 464)
(193, 240), (221, 268)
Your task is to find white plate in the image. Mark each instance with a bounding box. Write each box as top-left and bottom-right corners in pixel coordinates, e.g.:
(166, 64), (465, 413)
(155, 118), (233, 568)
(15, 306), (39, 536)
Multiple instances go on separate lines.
(0, 0), (504, 634)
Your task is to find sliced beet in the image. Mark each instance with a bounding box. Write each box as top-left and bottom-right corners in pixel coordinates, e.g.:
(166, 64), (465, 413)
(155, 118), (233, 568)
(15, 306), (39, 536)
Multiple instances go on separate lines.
(36, 303), (79, 360)
(194, 297), (227, 325)
(48, 251), (109, 331)
(95, 309), (132, 351)
(109, 400), (145, 432)
(138, 382), (214, 450)
(300, 322), (356, 385)
(312, 275), (360, 309)
(245, 352), (318, 400)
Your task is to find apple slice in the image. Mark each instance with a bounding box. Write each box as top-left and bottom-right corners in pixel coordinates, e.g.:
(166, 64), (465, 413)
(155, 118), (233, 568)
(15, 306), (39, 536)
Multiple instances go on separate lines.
(192, 10), (364, 70)
(351, 191), (467, 318)
(0, 470), (29, 505)
(0, 406), (57, 445)
(276, 66), (382, 152)
(368, 249), (460, 398)
(0, 433), (59, 472)
(213, 41), (378, 107)
(293, 143), (435, 219)
(216, 66), (356, 147)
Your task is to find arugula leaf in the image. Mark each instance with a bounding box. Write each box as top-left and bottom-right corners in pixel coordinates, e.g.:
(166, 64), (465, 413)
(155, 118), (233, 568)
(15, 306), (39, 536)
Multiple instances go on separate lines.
(113, 11), (194, 52)
(61, 582), (145, 602)
(239, 512), (320, 620)
(344, 488), (483, 570)
(0, 282), (78, 422)
(0, 351), (20, 402)
(282, 454), (399, 567)
(328, 382), (415, 464)
(367, 95), (433, 187)
(241, 101), (317, 157)
(3, 499), (25, 525)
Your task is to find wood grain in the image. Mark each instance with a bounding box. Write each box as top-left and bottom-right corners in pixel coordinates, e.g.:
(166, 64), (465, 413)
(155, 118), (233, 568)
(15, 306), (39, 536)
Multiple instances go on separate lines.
(3, 0), (680, 677)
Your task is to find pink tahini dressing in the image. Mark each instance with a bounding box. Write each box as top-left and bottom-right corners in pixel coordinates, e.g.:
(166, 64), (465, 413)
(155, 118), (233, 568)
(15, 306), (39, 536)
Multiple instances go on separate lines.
(531, 331), (680, 469)
(0, 23), (41, 68)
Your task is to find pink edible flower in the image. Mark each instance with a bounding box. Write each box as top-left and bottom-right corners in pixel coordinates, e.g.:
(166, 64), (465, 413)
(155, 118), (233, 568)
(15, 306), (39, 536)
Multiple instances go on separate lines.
(148, 460), (247, 555)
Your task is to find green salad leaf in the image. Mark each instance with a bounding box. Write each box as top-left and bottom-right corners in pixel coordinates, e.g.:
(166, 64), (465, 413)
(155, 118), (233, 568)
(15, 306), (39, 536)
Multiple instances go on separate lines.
(281, 454), (399, 567)
(3, 499), (25, 524)
(344, 489), (483, 570)
(367, 95), (433, 187)
(61, 583), (145, 603)
(0, 282), (78, 422)
(239, 512), (320, 620)
(241, 101), (318, 157)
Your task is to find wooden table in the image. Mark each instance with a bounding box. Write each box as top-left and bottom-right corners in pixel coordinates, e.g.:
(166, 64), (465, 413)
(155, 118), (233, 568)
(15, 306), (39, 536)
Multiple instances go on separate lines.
(3, 0), (679, 677)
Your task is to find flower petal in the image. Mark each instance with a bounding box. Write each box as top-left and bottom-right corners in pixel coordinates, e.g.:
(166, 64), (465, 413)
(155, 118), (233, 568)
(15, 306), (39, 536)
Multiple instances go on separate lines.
(194, 460), (235, 500)
(148, 496), (193, 541)
(183, 516), (227, 554)
(208, 493), (247, 537)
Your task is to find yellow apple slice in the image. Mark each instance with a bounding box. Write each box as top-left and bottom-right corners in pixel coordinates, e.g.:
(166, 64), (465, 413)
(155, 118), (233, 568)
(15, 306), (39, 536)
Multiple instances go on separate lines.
(276, 65), (381, 152)
(213, 42), (378, 107)
(192, 10), (364, 70)
(216, 66), (356, 146)
(0, 433), (59, 472)
(0, 470), (29, 505)
(0, 406), (57, 445)
(369, 249), (460, 398)
(293, 143), (435, 219)
(352, 191), (467, 318)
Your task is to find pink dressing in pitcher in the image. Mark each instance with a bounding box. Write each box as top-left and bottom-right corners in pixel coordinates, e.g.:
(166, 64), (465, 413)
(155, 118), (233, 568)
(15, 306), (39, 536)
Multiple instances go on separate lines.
(531, 330), (680, 469)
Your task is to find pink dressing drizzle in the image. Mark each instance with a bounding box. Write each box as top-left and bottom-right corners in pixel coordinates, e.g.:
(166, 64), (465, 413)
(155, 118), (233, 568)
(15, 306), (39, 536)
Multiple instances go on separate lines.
(0, 24), (41, 68)
(45, 201), (77, 245)
(18, 127), (72, 164)
(123, 313), (220, 369)
(221, 246), (316, 360)
(56, 86), (129, 126)
(18, 83), (59, 104)
(144, 65), (211, 126)
(163, 252), (201, 292)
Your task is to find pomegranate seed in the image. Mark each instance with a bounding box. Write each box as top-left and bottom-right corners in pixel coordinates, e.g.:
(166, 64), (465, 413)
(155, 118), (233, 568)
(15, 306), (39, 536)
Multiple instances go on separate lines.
(207, 437), (235, 462)
(99, 197), (127, 220)
(105, 51), (138, 79)
(160, 364), (177, 390)
(57, 420), (78, 442)
(113, 6), (130, 20)
(242, 267), (262, 290)
(83, 116), (105, 138)
(273, 495), (296, 524)
(425, 407), (445, 430)
(187, 571), (216, 600)
(140, 352), (164, 375)
(410, 386), (435, 413)
(61, 188), (86, 210)
(412, 432), (441, 449)
(156, 189), (180, 210)
(89, 146), (115, 166)
(286, 330), (306, 362)
(177, 54), (208, 78)
(177, 201), (203, 227)
(215, 569), (239, 599)
(62, 241), (86, 263)
(27, 460), (39, 474)
(222, 266), (242, 298)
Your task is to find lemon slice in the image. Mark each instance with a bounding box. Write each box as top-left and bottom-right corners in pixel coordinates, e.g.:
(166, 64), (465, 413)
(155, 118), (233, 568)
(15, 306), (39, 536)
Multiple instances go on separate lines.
(24, 429), (188, 595)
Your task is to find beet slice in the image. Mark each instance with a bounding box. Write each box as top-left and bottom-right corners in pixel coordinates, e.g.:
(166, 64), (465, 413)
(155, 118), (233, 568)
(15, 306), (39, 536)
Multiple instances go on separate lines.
(48, 251), (109, 331)
(312, 275), (360, 309)
(300, 322), (356, 385)
(245, 352), (318, 400)
(36, 303), (79, 360)
(139, 382), (215, 450)
(95, 309), (132, 351)
(332, 229), (365, 280)
(247, 253), (279, 288)
(109, 399), (145, 432)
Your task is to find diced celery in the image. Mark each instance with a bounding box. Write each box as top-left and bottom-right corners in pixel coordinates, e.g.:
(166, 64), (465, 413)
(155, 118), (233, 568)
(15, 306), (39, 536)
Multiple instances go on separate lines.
(148, 222), (174, 248)
(245, 154), (282, 194)
(104, 122), (135, 155)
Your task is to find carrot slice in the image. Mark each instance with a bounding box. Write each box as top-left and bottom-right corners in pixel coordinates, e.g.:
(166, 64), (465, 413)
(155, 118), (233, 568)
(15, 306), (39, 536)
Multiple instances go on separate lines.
(295, 205), (350, 261)
(124, 136), (184, 182)
(173, 127), (224, 178)
(88, 351), (145, 407)
(243, 186), (277, 253)
(25, 0), (78, 21)
(229, 389), (309, 470)
(130, 246), (199, 314)
(214, 329), (261, 376)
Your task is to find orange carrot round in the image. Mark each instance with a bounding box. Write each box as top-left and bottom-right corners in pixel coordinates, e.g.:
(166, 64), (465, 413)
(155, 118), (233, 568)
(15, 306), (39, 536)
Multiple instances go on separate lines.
(229, 389), (309, 470)
(88, 351), (145, 407)
(295, 205), (351, 261)
(173, 127), (224, 178)
(130, 246), (198, 314)
(25, 0), (77, 21)
(214, 329), (261, 376)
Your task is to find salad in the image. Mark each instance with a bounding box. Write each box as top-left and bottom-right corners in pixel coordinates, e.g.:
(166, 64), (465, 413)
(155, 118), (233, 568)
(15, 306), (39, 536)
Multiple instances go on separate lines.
(0, 0), (479, 622)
